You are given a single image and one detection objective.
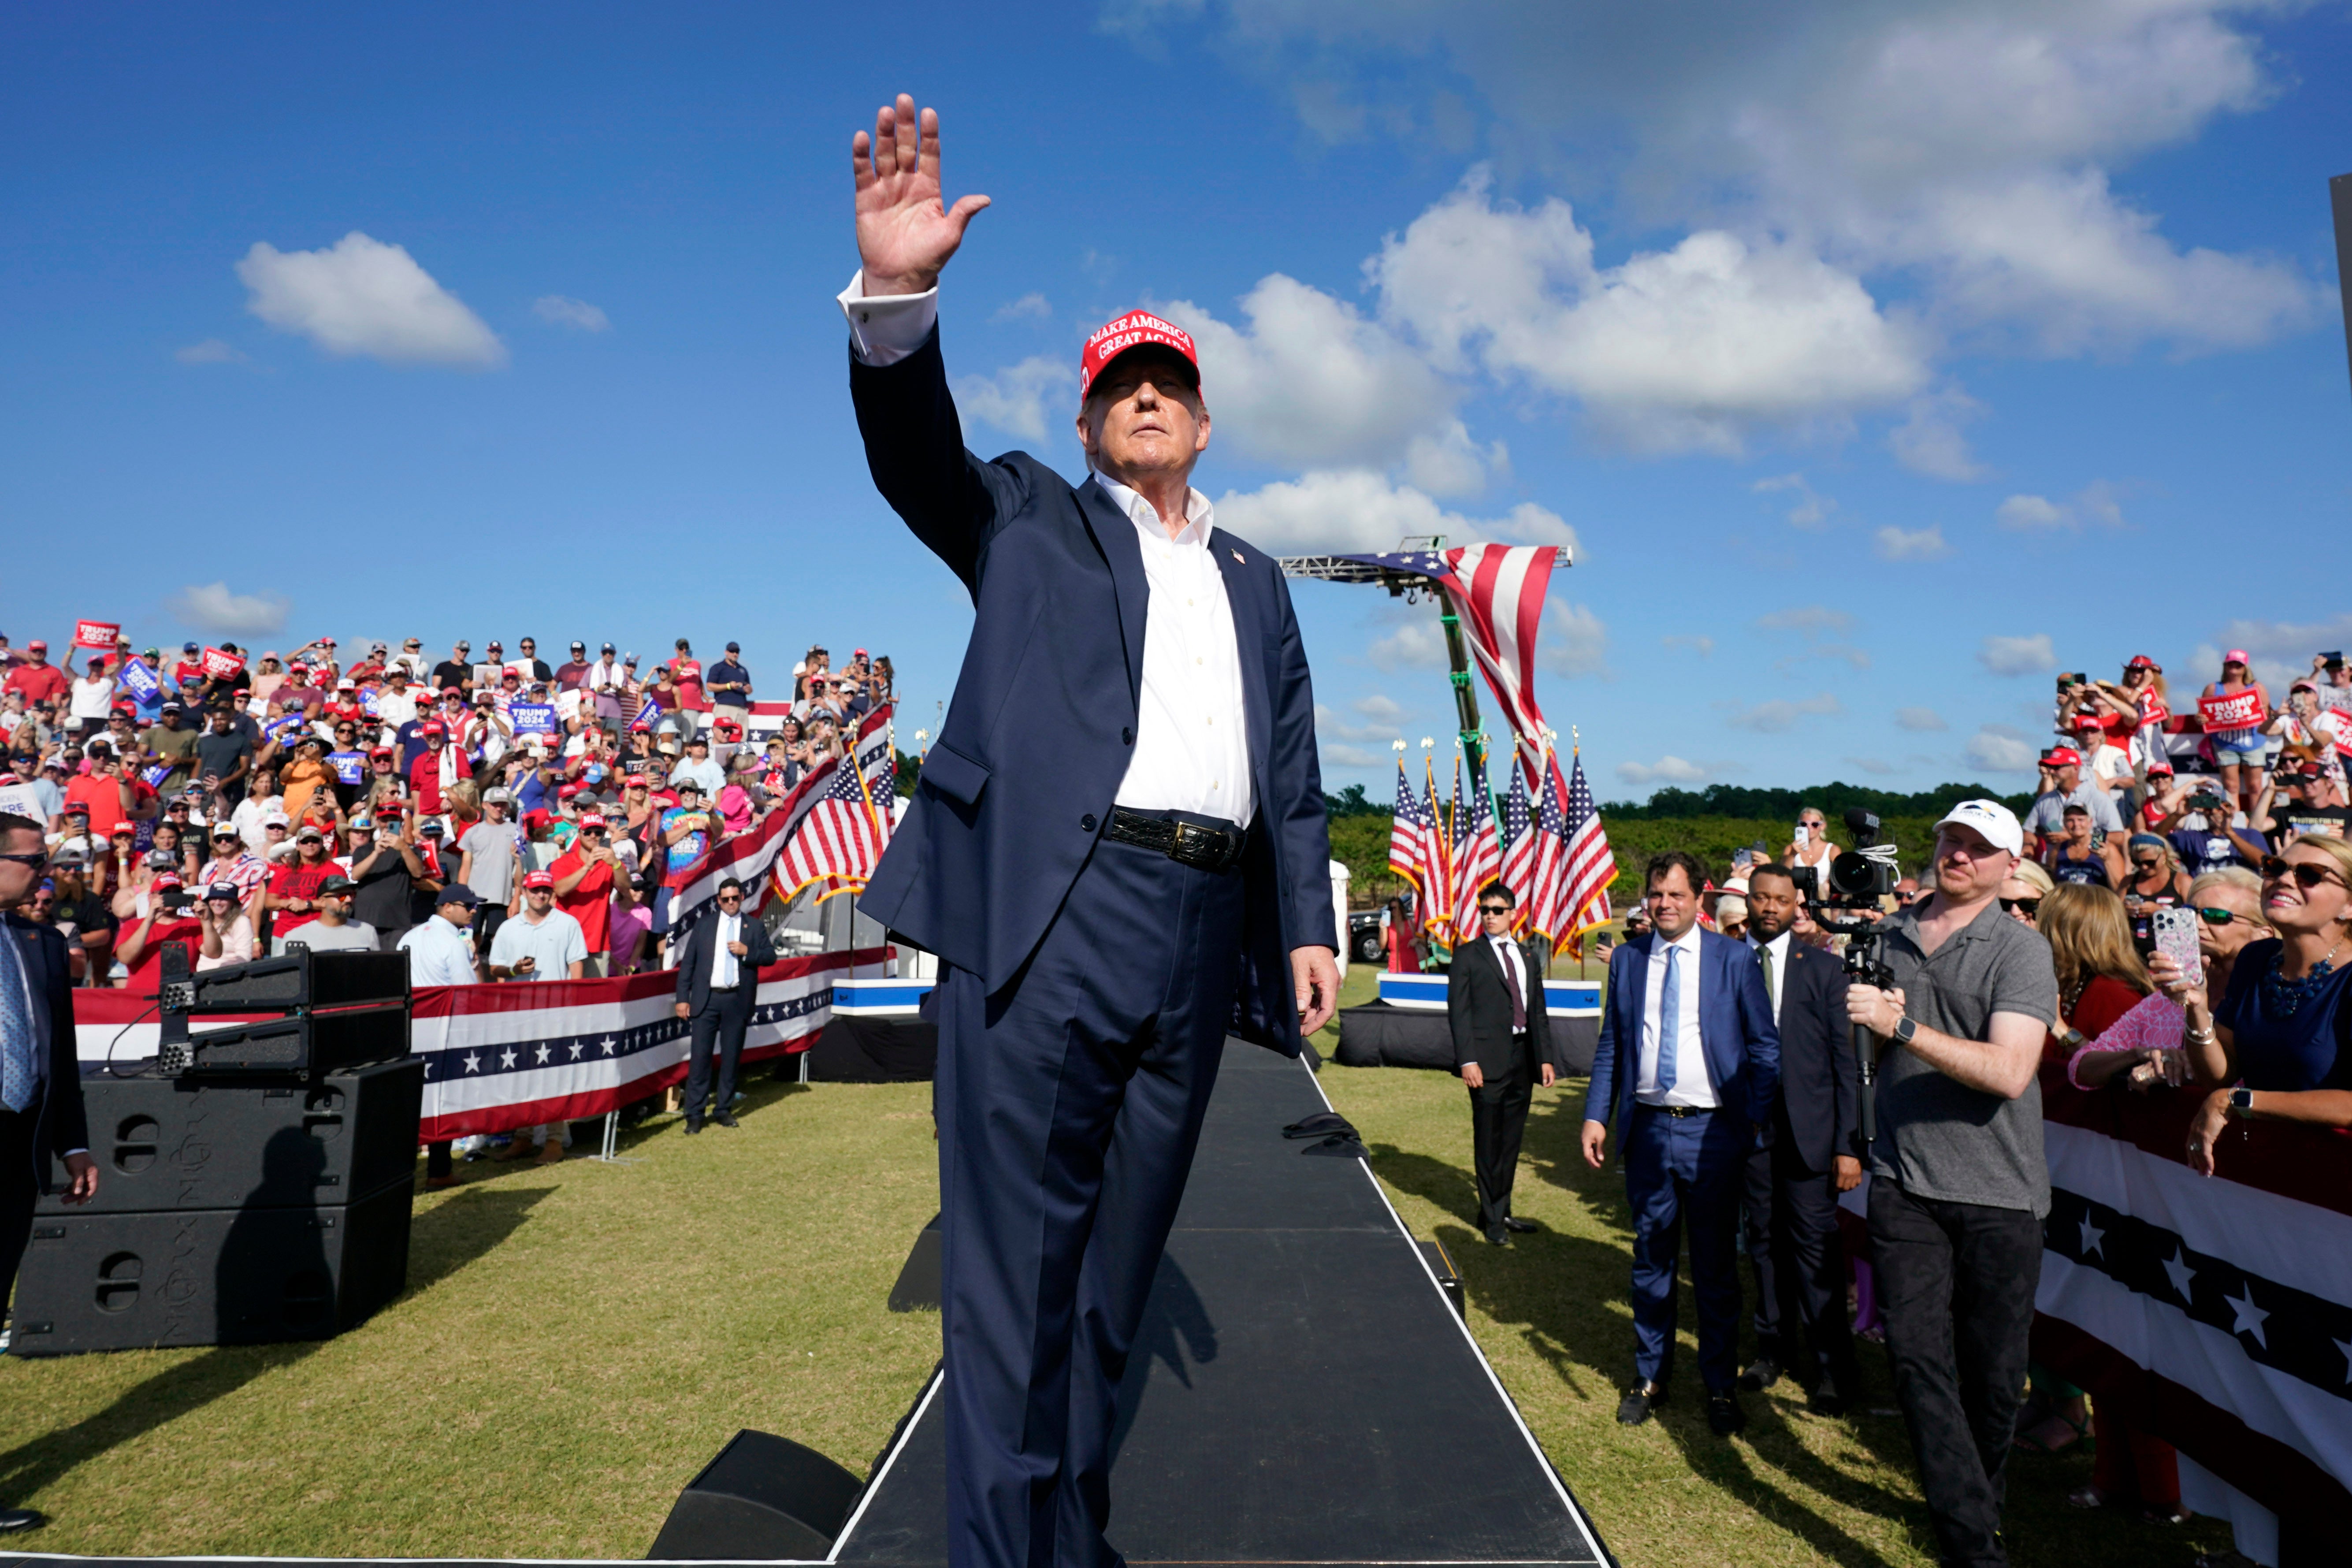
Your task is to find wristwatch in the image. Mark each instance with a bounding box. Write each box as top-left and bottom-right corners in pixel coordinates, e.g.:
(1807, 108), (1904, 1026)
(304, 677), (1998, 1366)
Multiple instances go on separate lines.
(2228, 1085), (2256, 1119)
(1892, 1016), (1918, 1046)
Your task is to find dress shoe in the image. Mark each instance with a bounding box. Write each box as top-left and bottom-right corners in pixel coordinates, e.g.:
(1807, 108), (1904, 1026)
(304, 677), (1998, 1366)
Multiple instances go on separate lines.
(714, 1110), (739, 1129)
(423, 1174), (458, 1191)
(0, 1510), (49, 1535)
(1616, 1382), (1665, 1426)
(683, 1118), (703, 1136)
(1736, 1355), (1781, 1392)
(1501, 1216), (1538, 1233)
(1707, 1393), (1748, 1436)
(1807, 1382), (1852, 1417)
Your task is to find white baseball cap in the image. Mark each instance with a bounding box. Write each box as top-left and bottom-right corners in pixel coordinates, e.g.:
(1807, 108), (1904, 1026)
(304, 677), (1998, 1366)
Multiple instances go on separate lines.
(1932, 799), (2024, 856)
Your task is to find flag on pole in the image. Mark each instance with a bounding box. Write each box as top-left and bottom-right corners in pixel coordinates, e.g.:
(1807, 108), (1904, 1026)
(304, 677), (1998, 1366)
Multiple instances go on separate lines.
(1449, 757), (1503, 944)
(774, 753), (890, 905)
(1418, 754), (1456, 945)
(1388, 760), (1426, 887)
(1533, 749), (1616, 955)
(1497, 758), (1535, 931)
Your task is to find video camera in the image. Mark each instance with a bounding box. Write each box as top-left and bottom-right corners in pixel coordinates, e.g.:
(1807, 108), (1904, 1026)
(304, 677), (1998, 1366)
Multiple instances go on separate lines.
(1787, 809), (1900, 922)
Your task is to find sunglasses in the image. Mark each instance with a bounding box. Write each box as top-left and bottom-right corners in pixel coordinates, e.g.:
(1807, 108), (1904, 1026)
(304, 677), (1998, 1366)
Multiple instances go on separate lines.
(717, 893), (743, 905)
(1999, 896), (2042, 915)
(2197, 906), (2252, 927)
(1478, 904), (1511, 916)
(0, 851), (48, 868)
(2260, 855), (2344, 892)
(2131, 858), (2161, 869)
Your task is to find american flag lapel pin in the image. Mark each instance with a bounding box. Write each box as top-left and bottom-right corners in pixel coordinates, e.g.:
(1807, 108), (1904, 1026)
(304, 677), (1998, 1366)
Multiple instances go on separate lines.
(1230, 549), (1245, 565)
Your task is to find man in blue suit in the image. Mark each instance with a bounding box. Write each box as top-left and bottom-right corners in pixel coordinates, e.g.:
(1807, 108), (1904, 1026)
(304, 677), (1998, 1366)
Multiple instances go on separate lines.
(1581, 849), (1778, 1436)
(1, 812), (98, 1535)
(840, 97), (1339, 1568)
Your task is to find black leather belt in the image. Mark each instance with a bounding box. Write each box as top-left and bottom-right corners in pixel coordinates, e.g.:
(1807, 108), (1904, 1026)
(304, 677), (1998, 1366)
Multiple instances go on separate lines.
(1637, 1102), (1713, 1118)
(1106, 807), (1245, 873)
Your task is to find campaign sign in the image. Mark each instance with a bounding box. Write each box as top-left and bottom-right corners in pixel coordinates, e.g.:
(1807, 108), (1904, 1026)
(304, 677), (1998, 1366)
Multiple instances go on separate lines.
(360, 690), (381, 716)
(140, 763), (171, 788)
(553, 689), (583, 722)
(201, 647), (245, 680)
(73, 619), (121, 650)
(262, 715), (306, 745)
(0, 782), (42, 818)
(509, 703), (558, 737)
(2197, 689), (2265, 732)
(328, 751), (368, 786)
(117, 658), (160, 704)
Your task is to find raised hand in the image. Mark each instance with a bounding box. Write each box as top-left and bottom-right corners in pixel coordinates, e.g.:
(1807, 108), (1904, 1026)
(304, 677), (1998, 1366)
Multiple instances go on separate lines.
(852, 93), (990, 297)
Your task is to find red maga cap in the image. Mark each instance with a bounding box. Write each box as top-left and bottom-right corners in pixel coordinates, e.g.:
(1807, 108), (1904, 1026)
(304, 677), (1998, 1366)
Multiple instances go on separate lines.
(1079, 311), (1199, 403)
(522, 869), (555, 891)
(2043, 746), (2082, 768)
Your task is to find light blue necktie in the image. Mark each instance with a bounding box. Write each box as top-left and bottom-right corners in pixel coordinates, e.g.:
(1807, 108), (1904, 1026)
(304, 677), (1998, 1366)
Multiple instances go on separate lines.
(1655, 941), (1680, 1096)
(0, 929), (36, 1115)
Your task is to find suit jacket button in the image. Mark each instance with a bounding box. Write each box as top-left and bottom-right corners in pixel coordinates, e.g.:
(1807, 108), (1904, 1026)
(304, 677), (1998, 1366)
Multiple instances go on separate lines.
(1081, 814), (1097, 832)
(1122, 727), (1134, 746)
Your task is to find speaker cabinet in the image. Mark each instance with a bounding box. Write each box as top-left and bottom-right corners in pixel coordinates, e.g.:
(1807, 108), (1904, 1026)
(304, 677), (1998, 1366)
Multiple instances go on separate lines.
(11, 1177), (414, 1355)
(41, 1058), (424, 1215)
(646, 1429), (865, 1560)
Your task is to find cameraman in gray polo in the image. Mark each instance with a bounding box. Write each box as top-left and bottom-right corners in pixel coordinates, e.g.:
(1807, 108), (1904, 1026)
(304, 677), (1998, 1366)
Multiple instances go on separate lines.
(1843, 799), (2058, 1568)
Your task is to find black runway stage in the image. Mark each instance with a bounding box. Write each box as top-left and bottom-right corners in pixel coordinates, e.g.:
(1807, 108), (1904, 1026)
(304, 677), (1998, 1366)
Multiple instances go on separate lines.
(3, 1043), (1613, 1568)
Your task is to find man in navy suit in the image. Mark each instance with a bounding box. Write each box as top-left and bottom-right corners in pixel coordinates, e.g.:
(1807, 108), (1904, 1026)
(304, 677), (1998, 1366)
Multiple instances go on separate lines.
(841, 96), (1338, 1568)
(1, 811), (98, 1535)
(1581, 849), (1778, 1436)
(1736, 864), (1862, 1414)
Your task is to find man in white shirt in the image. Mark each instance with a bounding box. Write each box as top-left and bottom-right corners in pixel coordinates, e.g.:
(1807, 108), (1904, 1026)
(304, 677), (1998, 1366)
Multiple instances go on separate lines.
(1448, 881), (1555, 1247)
(670, 877), (775, 1133)
(667, 734), (726, 799)
(399, 885), (480, 1189)
(485, 871), (586, 1166)
(842, 97), (1337, 1568)
(1581, 850), (1781, 1435)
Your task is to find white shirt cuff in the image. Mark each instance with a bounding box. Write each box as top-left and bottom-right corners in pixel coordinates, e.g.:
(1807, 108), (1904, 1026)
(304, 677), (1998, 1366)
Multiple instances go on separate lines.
(836, 270), (939, 366)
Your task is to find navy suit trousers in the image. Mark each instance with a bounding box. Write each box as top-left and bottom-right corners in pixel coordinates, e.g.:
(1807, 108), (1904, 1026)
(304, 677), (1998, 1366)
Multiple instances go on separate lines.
(1623, 1104), (1748, 1394)
(934, 830), (1245, 1568)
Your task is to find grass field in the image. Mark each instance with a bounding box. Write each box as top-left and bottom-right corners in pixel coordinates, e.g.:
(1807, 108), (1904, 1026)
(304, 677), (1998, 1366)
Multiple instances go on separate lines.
(0, 968), (2235, 1565)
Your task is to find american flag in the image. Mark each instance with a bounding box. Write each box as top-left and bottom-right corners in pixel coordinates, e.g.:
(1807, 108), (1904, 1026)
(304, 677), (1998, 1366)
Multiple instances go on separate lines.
(1388, 760), (1427, 885)
(1497, 758), (1535, 933)
(1528, 750), (1616, 955)
(773, 752), (888, 905)
(1448, 758), (1503, 944)
(1418, 756), (1456, 944)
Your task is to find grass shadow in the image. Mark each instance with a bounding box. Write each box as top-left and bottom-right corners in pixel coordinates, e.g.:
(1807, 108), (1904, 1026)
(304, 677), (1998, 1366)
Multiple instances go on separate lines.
(405, 1182), (550, 1297)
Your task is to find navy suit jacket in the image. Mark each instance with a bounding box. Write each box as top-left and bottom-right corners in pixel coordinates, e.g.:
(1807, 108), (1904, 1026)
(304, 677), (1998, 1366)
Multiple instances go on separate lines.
(1582, 929), (1780, 1132)
(673, 914), (777, 1017)
(7, 912), (89, 1190)
(1760, 938), (1859, 1174)
(849, 327), (1334, 1055)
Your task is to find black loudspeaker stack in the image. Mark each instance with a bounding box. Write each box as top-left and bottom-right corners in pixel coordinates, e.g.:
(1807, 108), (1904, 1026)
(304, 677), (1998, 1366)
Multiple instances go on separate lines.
(11, 947), (421, 1356)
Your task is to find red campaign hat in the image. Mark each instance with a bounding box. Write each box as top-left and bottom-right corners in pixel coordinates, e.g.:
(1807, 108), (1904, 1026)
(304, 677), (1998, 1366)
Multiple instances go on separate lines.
(370, 745), (394, 757)
(2071, 713), (2103, 731)
(1078, 310), (1199, 402)
(2043, 746), (2082, 767)
(421, 721), (444, 736)
(628, 720), (652, 732)
(579, 813), (609, 829)
(2125, 654), (2161, 671)
(558, 782), (583, 799)
(522, 869), (556, 890)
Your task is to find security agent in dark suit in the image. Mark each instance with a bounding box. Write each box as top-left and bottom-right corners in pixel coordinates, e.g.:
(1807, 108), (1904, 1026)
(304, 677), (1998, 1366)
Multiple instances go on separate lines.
(841, 97), (1339, 1568)
(1449, 882), (1553, 1246)
(1735, 864), (1864, 1413)
(1581, 849), (1779, 1437)
(671, 877), (775, 1133)
(0, 812), (98, 1536)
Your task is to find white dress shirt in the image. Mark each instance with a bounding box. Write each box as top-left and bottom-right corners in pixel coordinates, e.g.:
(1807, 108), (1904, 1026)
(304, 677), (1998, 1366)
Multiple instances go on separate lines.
(836, 272), (1254, 827)
(1749, 929), (1791, 1029)
(1637, 926), (1717, 1109)
(710, 911), (742, 989)
(1488, 933), (1529, 1027)
(398, 914), (480, 988)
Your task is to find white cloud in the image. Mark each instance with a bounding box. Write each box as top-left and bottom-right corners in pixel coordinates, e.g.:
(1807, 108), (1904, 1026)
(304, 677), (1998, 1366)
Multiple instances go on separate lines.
(1996, 493), (2069, 530)
(1355, 692), (1407, 723)
(1662, 634), (1715, 657)
(168, 582), (290, 637)
(992, 292), (1052, 322)
(532, 295), (610, 332)
(1159, 273), (1476, 479)
(1754, 605), (1855, 637)
(1720, 691), (1842, 732)
(1965, 724), (2039, 773)
(1999, 481), (2127, 531)
(1895, 706), (1948, 732)
(1368, 172), (1925, 453)
(235, 232), (505, 368)
(1845, 755), (1900, 776)
(1616, 754), (1717, 786)
(1888, 386), (1988, 480)
(1214, 468), (1575, 556)
(1752, 472), (1836, 528)
(174, 338), (247, 365)
(1165, 3), (2319, 368)
(955, 354), (1076, 443)
(2191, 614), (2352, 692)
(1538, 599), (1609, 678)
(1873, 524), (1952, 561)
(1365, 617), (1450, 673)
(1978, 633), (2056, 676)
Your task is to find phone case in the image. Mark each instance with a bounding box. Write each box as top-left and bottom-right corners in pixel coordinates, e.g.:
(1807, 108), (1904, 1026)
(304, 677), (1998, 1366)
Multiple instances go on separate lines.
(2151, 907), (2203, 989)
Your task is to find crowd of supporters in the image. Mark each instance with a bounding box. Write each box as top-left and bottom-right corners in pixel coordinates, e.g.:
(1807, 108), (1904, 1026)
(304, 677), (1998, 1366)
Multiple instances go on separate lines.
(0, 628), (893, 991)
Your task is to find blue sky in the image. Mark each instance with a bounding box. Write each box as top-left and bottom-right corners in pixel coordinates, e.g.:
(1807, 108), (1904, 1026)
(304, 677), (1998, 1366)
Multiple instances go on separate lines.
(4, 2), (2348, 802)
